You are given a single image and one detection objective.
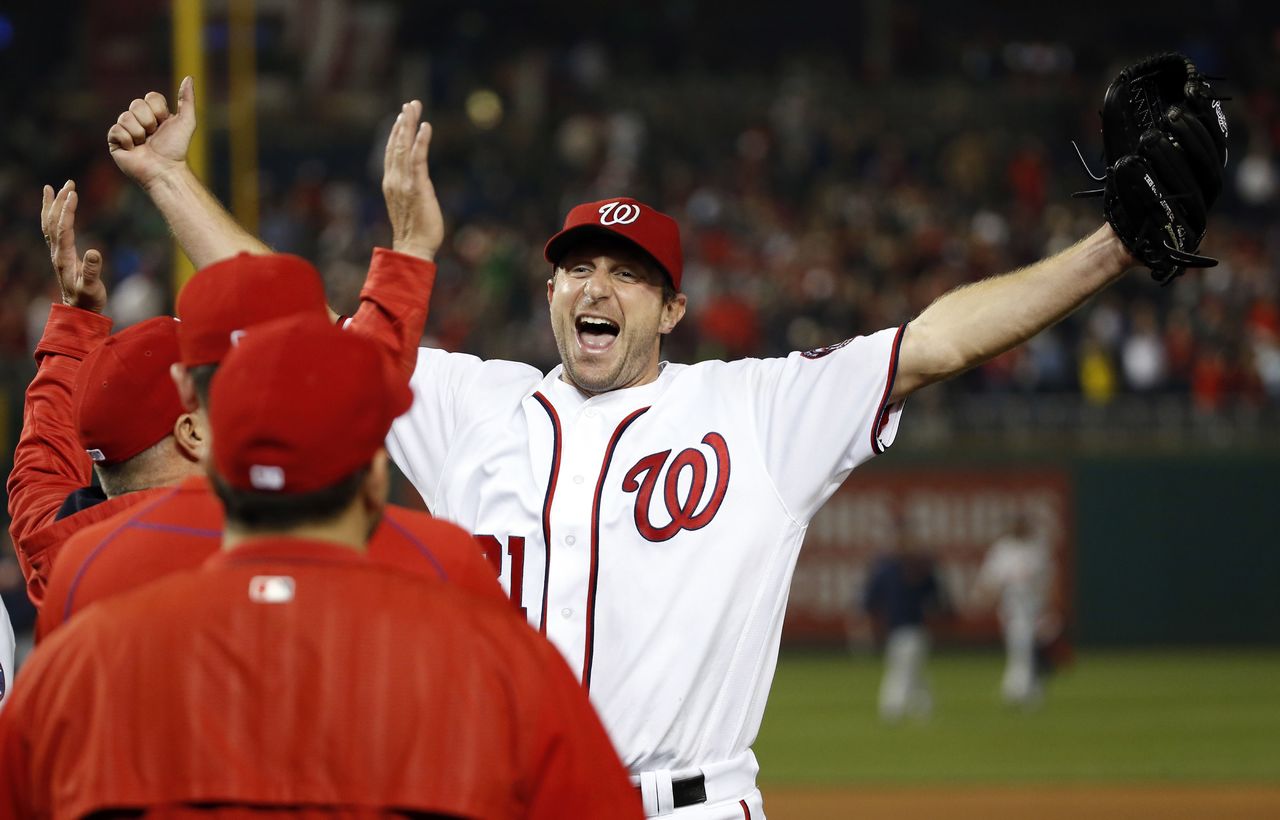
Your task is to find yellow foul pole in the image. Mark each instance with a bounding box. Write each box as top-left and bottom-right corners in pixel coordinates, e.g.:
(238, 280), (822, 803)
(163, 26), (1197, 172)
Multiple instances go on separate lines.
(228, 0), (259, 237)
(171, 0), (207, 291)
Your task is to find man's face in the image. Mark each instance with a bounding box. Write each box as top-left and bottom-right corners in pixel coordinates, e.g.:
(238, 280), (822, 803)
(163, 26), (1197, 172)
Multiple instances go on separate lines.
(547, 241), (686, 396)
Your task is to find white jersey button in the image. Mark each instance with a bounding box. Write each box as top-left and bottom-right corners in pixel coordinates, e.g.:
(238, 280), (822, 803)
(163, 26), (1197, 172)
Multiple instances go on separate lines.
(584, 409), (598, 419)
(565, 535), (576, 545)
(573, 475), (585, 484)
(561, 608), (573, 618)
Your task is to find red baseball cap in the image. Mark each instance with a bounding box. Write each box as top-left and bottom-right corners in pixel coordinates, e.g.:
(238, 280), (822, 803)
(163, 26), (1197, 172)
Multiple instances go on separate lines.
(209, 314), (412, 494)
(543, 197), (684, 290)
(73, 316), (185, 465)
(175, 253), (329, 367)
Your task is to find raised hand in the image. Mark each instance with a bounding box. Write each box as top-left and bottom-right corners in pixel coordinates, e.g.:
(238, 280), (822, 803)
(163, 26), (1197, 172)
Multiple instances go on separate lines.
(382, 100), (444, 261)
(40, 181), (107, 314)
(107, 76), (198, 189)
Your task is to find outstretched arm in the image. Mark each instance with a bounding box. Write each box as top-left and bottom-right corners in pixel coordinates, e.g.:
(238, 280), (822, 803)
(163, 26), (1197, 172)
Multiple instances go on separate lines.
(890, 225), (1135, 403)
(107, 76), (269, 267)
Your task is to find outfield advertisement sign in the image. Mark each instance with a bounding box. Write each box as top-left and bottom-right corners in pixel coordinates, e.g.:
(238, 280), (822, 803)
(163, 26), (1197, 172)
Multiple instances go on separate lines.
(786, 468), (1074, 646)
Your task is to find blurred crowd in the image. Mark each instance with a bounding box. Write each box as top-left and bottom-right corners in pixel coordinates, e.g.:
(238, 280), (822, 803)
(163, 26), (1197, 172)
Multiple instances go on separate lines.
(1, 2), (1278, 419)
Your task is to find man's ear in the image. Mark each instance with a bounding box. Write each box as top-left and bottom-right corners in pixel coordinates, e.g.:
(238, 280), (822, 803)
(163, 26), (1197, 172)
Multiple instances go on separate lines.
(547, 276), (556, 306)
(659, 293), (687, 335)
(170, 363), (200, 412)
(363, 449), (390, 512)
(173, 412), (208, 463)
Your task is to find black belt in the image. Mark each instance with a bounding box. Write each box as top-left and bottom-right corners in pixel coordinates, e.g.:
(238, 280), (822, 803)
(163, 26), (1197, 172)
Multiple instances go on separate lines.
(634, 773), (707, 809)
(672, 774), (707, 808)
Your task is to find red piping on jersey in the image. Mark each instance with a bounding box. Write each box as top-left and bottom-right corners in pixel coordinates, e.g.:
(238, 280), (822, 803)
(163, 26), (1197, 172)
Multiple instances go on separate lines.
(532, 392), (562, 635)
(740, 799), (751, 818)
(584, 405), (650, 692)
(871, 323), (908, 455)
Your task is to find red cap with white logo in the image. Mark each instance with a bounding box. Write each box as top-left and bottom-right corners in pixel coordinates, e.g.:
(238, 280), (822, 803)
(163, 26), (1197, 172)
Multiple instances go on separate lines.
(73, 316), (186, 465)
(543, 198), (684, 290)
(209, 314), (411, 494)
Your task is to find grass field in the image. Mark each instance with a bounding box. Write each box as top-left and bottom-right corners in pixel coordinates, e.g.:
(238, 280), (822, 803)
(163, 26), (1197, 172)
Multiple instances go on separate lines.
(755, 648), (1280, 786)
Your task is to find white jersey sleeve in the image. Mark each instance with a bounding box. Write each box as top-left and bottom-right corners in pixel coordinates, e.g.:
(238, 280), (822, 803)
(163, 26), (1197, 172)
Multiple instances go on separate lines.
(387, 348), (488, 503)
(745, 324), (906, 522)
(1, 600), (14, 710)
(387, 348), (544, 507)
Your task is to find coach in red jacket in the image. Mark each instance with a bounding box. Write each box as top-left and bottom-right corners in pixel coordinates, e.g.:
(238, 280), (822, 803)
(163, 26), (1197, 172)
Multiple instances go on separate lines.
(6, 183), (200, 604)
(39, 251), (503, 638)
(0, 316), (643, 819)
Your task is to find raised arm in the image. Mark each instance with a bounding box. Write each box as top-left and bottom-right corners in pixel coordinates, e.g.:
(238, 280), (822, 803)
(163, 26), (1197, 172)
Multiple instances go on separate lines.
(380, 100), (443, 263)
(111, 81), (442, 339)
(346, 100), (444, 375)
(107, 76), (269, 267)
(890, 52), (1229, 406)
(890, 225), (1134, 403)
(7, 183), (113, 582)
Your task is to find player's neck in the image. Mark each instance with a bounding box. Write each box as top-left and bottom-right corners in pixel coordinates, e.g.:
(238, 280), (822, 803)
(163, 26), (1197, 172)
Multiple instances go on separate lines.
(221, 506), (376, 553)
(558, 361), (666, 398)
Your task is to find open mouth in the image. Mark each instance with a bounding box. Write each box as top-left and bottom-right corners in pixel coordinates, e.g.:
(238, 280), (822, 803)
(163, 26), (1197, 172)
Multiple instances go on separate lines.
(575, 315), (620, 353)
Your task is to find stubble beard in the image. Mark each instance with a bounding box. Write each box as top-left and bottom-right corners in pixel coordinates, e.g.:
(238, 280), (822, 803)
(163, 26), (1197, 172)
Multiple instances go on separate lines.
(554, 323), (656, 396)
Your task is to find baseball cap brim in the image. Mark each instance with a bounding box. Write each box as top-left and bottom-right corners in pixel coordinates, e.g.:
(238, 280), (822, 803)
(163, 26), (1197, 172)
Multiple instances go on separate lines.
(543, 225), (675, 288)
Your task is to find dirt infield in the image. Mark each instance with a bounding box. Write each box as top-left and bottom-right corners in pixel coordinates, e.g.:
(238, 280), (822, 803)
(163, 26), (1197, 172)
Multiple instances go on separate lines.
(762, 784), (1280, 819)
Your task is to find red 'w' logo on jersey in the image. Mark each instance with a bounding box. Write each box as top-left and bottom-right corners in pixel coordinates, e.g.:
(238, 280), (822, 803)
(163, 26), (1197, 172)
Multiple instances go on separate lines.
(621, 432), (731, 542)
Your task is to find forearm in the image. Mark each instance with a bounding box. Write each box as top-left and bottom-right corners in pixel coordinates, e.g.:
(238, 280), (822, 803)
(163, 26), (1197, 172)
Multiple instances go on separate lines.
(345, 248), (435, 378)
(892, 225), (1135, 400)
(143, 165), (270, 268)
(7, 306), (113, 550)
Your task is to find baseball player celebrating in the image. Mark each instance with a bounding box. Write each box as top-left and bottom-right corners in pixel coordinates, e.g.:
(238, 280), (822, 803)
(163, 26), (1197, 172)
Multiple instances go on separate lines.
(113, 60), (1227, 818)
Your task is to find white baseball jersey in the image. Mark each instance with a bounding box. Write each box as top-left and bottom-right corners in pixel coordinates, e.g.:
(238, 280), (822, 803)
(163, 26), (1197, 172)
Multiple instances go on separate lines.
(1, 600), (14, 711)
(977, 535), (1052, 627)
(388, 325), (905, 782)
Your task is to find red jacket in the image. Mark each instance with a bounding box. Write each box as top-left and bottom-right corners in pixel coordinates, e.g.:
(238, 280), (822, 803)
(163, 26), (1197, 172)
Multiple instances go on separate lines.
(4, 303), (165, 605)
(8, 249), (434, 608)
(345, 247), (434, 379)
(39, 474), (505, 640)
(1, 538), (641, 819)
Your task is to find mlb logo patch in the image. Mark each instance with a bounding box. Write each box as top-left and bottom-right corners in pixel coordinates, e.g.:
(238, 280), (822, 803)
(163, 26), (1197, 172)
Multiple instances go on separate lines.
(248, 575), (296, 604)
(249, 464), (286, 491)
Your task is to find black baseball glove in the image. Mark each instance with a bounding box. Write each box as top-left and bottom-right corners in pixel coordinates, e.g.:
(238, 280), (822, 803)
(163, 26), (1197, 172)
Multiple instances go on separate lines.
(1076, 53), (1229, 284)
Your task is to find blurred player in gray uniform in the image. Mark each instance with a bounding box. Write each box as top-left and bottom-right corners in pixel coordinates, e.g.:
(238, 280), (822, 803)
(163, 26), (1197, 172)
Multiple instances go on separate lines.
(974, 516), (1053, 707)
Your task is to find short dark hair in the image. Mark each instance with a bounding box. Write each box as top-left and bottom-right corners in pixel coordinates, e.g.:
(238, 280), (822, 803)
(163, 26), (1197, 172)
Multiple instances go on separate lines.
(188, 363), (218, 406)
(658, 277), (679, 305)
(211, 466), (368, 532)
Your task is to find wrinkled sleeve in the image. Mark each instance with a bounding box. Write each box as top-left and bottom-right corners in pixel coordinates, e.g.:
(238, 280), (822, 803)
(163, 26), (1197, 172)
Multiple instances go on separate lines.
(6, 305), (112, 583)
(344, 248), (435, 379)
(386, 348), (487, 508)
(742, 325), (907, 524)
